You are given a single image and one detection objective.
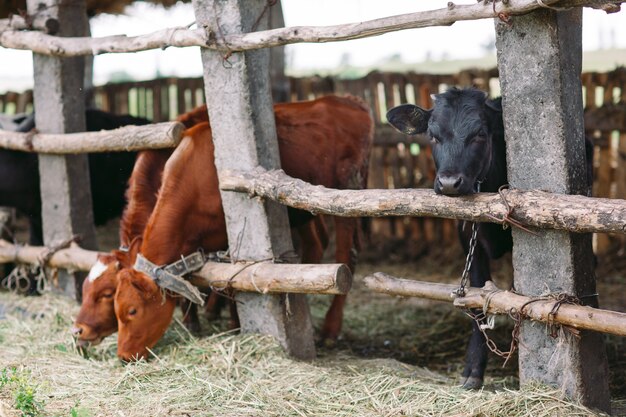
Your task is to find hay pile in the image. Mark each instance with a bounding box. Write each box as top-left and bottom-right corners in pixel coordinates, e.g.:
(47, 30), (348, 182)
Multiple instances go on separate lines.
(0, 291), (612, 417)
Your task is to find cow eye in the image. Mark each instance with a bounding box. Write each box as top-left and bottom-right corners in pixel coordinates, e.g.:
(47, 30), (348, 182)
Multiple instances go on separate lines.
(430, 137), (439, 144)
(472, 136), (487, 144)
(128, 308), (137, 316)
(101, 292), (114, 299)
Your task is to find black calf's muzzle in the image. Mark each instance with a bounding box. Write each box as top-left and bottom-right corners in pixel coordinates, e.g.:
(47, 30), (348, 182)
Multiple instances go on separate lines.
(436, 174), (464, 195)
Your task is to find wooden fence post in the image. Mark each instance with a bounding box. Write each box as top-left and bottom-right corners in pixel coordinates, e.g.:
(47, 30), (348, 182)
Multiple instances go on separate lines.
(192, 0), (316, 360)
(495, 9), (610, 412)
(26, 0), (97, 300)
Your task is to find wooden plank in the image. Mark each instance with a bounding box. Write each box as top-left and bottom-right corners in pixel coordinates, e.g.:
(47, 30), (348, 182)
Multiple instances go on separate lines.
(26, 0), (97, 300)
(594, 77), (615, 254)
(495, 9), (609, 411)
(192, 0), (315, 360)
(595, 135), (613, 254)
(367, 147), (391, 239)
(617, 133), (626, 252)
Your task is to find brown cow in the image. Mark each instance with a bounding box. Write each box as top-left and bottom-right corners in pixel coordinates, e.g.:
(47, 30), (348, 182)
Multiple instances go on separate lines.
(115, 96), (373, 360)
(71, 104), (221, 345)
(71, 149), (171, 346)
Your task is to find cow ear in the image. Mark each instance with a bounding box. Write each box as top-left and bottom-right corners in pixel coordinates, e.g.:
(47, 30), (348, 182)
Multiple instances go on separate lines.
(485, 98), (502, 113)
(127, 237), (143, 264)
(386, 104), (431, 135)
(119, 269), (158, 298)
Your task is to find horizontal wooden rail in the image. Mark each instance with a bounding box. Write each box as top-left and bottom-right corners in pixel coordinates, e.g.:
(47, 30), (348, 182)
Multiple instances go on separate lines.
(0, 239), (99, 271)
(364, 272), (626, 337)
(219, 169), (626, 234)
(0, 0), (621, 56)
(0, 122), (184, 153)
(189, 262), (352, 295)
(0, 240), (351, 295)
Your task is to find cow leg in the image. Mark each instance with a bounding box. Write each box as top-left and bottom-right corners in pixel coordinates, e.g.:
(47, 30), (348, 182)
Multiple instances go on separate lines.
(321, 217), (357, 344)
(29, 215), (44, 246)
(297, 219), (325, 264)
(180, 300), (200, 333)
(205, 290), (226, 320)
(205, 290), (239, 330)
(458, 222), (491, 390)
(0, 208), (14, 280)
(228, 296), (240, 330)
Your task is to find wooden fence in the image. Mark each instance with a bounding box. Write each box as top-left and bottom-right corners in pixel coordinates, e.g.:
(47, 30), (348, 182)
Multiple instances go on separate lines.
(2, 67), (625, 256)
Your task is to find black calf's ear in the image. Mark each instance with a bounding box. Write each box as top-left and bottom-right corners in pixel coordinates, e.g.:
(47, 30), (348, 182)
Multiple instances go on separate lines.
(485, 98), (502, 113)
(386, 104), (431, 135)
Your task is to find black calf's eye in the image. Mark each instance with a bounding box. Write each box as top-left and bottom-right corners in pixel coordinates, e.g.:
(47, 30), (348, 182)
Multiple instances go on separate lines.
(430, 137), (439, 144)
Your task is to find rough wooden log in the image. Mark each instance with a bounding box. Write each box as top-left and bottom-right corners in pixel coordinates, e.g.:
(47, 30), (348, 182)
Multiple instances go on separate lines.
(220, 168), (626, 234)
(364, 272), (626, 337)
(189, 262), (351, 295)
(0, 239), (100, 271)
(0, 0), (621, 56)
(0, 240), (351, 296)
(0, 121), (184, 153)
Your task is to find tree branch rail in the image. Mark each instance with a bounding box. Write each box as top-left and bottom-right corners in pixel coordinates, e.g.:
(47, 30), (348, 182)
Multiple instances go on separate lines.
(364, 272), (626, 337)
(219, 168), (626, 235)
(0, 240), (351, 295)
(0, 0), (621, 56)
(0, 122), (184, 153)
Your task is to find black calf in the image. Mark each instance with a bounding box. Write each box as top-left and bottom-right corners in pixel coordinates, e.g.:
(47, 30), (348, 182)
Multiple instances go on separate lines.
(0, 110), (150, 245)
(387, 87), (593, 389)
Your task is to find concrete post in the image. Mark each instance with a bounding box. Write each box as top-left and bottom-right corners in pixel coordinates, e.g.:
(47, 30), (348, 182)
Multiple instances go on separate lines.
(495, 9), (610, 412)
(269, 1), (289, 103)
(192, 0), (315, 360)
(27, 0), (97, 300)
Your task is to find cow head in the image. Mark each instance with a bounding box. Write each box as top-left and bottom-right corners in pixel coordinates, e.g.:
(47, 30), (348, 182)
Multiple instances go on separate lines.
(387, 88), (501, 196)
(72, 252), (124, 346)
(114, 268), (176, 361)
(72, 239), (142, 346)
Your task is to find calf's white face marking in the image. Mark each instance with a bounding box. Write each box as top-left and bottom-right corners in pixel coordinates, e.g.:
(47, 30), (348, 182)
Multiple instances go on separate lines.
(87, 260), (108, 282)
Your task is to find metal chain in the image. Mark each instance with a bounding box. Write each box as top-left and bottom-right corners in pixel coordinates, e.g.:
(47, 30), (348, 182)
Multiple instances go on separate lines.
(1, 265), (30, 293)
(456, 221), (480, 297)
(455, 181), (482, 297)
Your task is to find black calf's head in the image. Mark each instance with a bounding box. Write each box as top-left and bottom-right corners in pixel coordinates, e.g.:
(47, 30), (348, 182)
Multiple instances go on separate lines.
(387, 88), (501, 195)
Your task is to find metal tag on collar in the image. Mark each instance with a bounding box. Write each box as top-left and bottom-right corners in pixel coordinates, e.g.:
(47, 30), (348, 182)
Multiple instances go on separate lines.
(133, 254), (205, 305)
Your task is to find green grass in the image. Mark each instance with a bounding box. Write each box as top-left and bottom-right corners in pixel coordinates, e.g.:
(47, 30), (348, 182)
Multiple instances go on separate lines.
(0, 367), (45, 417)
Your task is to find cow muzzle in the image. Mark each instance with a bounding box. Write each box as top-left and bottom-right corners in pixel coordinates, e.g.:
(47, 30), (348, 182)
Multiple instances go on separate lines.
(71, 324), (104, 347)
(435, 174), (464, 195)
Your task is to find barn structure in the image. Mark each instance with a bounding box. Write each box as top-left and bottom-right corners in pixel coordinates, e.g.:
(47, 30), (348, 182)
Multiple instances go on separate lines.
(0, 0), (625, 414)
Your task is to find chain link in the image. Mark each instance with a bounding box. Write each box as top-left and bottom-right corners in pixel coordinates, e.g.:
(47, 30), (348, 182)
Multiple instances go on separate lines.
(456, 221), (480, 297)
(455, 181), (482, 297)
